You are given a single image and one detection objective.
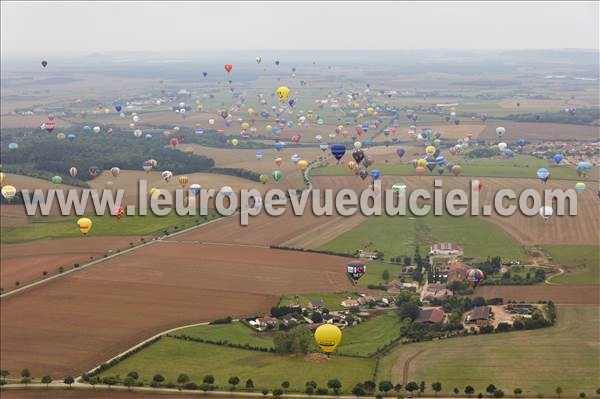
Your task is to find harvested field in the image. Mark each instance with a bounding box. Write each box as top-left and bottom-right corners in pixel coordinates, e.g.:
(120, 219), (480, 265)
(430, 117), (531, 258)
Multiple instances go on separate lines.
(311, 175), (600, 247)
(479, 120), (599, 141)
(0, 236), (141, 292)
(0, 242), (353, 378)
(473, 285), (599, 304)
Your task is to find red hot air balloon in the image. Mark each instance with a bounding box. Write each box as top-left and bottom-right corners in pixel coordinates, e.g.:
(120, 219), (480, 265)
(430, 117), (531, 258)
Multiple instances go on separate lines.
(170, 138), (179, 148)
(291, 135), (301, 144)
(224, 64), (233, 73)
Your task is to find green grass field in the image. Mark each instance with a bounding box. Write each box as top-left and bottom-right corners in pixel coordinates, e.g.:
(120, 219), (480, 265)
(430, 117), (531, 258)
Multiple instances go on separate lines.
(174, 322), (274, 349)
(337, 312), (407, 357)
(278, 292), (359, 311)
(354, 260), (406, 288)
(311, 155), (590, 181)
(378, 305), (599, 396)
(319, 212), (526, 262)
(0, 211), (220, 243)
(98, 336), (376, 391)
(545, 245), (600, 285)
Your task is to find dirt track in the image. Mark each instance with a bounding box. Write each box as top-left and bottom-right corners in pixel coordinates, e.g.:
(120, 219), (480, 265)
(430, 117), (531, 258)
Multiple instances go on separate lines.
(473, 285), (599, 304)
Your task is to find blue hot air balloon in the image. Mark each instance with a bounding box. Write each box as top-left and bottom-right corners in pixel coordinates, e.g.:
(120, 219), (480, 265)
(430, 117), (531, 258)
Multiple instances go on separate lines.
(115, 104), (122, 112)
(370, 169), (381, 180)
(67, 134), (76, 142)
(331, 143), (346, 161)
(537, 167), (550, 183)
(195, 127), (204, 135)
(255, 151), (264, 160)
(396, 148), (405, 158)
(145, 134), (153, 140)
(274, 142), (284, 152)
(517, 138), (527, 147)
(435, 156), (445, 165)
(83, 125), (92, 134)
(553, 154), (564, 164)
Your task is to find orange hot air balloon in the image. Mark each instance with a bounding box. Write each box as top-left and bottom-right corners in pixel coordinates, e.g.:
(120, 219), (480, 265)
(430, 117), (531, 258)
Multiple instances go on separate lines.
(224, 64), (233, 73)
(274, 157), (283, 167)
(347, 161), (356, 170)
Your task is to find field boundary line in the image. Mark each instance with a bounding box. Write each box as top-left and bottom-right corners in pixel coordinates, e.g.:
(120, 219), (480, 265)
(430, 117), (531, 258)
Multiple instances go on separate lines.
(402, 349), (425, 385)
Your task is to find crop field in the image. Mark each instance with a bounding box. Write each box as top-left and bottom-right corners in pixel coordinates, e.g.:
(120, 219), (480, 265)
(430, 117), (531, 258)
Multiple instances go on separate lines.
(378, 305), (599, 396)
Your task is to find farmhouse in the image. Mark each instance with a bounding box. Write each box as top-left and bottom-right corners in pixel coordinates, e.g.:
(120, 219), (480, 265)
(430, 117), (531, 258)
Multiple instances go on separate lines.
(357, 250), (379, 260)
(467, 306), (492, 325)
(422, 284), (454, 303)
(387, 280), (418, 293)
(429, 243), (464, 257)
(415, 308), (445, 324)
(341, 298), (359, 308)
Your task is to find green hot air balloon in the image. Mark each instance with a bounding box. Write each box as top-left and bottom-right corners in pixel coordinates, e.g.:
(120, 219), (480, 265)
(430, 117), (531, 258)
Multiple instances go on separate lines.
(272, 170), (283, 182)
(51, 175), (63, 185)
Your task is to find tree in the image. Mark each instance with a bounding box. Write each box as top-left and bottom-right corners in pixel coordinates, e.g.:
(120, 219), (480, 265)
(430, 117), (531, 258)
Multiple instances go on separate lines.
(228, 376), (240, 390)
(1, 370), (9, 381)
(184, 382), (198, 390)
(64, 376), (74, 388)
(261, 388), (270, 397)
(306, 381), (318, 389)
(514, 388), (523, 396)
(273, 388), (284, 398)
(21, 377), (31, 386)
(486, 384), (497, 396)
(382, 270), (390, 281)
(420, 381), (426, 394)
(364, 380), (377, 393)
(352, 385), (367, 397)
(328, 379), (342, 395)
(432, 382), (442, 396)
(554, 387), (563, 398)
(478, 393), (484, 399)
(153, 374), (165, 385)
(465, 385), (475, 396)
(493, 390), (504, 398)
(406, 382), (419, 393)
(454, 387), (460, 395)
(177, 373), (190, 386)
(127, 371), (139, 380)
(394, 384), (403, 394)
(399, 302), (420, 321)
(246, 379), (255, 391)
(123, 376), (135, 391)
(282, 381), (290, 390)
(203, 375), (215, 385)
(41, 375), (53, 387)
(306, 386), (315, 396)
(102, 376), (116, 387)
(379, 381), (394, 393)
(21, 369), (30, 378)
(579, 393), (586, 399)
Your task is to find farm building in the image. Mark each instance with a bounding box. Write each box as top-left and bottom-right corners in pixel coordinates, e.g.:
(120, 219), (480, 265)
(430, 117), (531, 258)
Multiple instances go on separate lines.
(357, 250), (379, 260)
(308, 300), (324, 310)
(422, 284), (454, 303)
(415, 308), (445, 324)
(467, 306), (492, 325)
(387, 280), (418, 293)
(429, 243), (464, 257)
(341, 298), (359, 308)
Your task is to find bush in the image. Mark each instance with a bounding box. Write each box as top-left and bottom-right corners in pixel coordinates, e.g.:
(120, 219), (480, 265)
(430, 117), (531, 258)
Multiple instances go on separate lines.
(184, 382), (198, 390)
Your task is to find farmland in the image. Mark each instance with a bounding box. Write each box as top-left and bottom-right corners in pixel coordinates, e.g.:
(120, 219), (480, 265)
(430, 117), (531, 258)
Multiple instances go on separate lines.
(379, 305), (600, 397)
(545, 245), (600, 285)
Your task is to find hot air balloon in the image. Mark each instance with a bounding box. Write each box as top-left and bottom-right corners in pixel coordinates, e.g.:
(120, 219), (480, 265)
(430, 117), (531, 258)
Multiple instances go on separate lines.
(370, 169), (381, 180)
(314, 324), (342, 354)
(496, 127), (506, 138)
(110, 167), (120, 178)
(466, 269), (484, 286)
(170, 138), (179, 148)
(259, 174), (268, 184)
(89, 166), (100, 177)
(224, 64), (233, 73)
(231, 138), (239, 146)
(56, 132), (66, 141)
(425, 146), (436, 157)
(255, 151), (264, 160)
(297, 160), (309, 170)
(415, 166), (426, 176)
(272, 170), (283, 182)
(162, 170), (173, 183)
(115, 104), (122, 112)
(274, 142), (284, 152)
(67, 134), (76, 142)
(553, 154), (563, 164)
(142, 160), (153, 173)
(274, 157), (283, 167)
(472, 180), (483, 192)
(276, 86), (290, 102)
(392, 183), (407, 197)
(576, 161), (592, 177)
(113, 206), (125, 220)
(189, 183), (202, 196)
(0, 172), (4, 185)
(41, 60), (48, 67)
(220, 186), (233, 197)
(8, 143), (18, 151)
(178, 175), (188, 188)
(77, 218), (92, 236)
(539, 206), (553, 221)
(93, 126), (101, 134)
(51, 176), (62, 185)
(536, 168), (550, 183)
(396, 148), (405, 158)
(1, 185), (17, 201)
(498, 142), (507, 152)
(575, 182), (586, 194)
(347, 262), (366, 281)
(256, 56), (262, 64)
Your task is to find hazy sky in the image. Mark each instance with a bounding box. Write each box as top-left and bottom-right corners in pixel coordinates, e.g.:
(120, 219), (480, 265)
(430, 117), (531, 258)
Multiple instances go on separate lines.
(1, 1), (598, 57)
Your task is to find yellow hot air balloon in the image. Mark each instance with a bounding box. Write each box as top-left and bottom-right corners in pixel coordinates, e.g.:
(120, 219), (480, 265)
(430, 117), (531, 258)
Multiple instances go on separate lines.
(77, 217), (92, 236)
(265, 125), (273, 133)
(178, 175), (189, 188)
(297, 160), (308, 170)
(354, 141), (362, 149)
(247, 108), (255, 116)
(150, 187), (159, 199)
(425, 146), (436, 157)
(276, 86), (290, 102)
(314, 324), (342, 354)
(241, 122), (250, 131)
(57, 132), (66, 141)
(417, 158), (427, 168)
(2, 185), (16, 201)
(231, 138), (239, 146)
(0, 172), (5, 185)
(367, 107), (374, 115)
